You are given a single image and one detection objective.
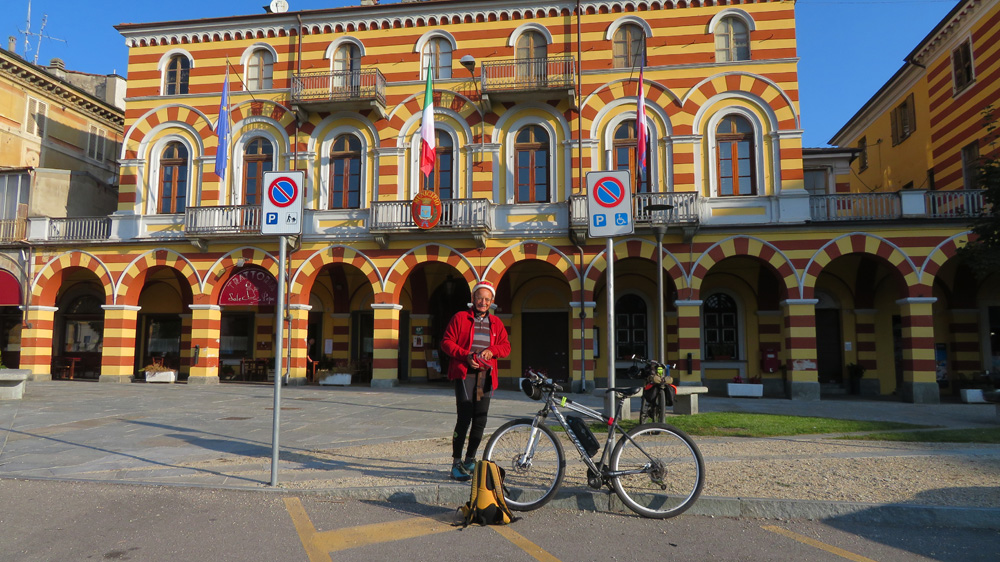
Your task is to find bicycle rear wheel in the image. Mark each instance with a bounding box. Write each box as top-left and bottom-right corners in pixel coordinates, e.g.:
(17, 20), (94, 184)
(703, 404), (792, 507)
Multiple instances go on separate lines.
(483, 419), (565, 511)
(610, 422), (704, 518)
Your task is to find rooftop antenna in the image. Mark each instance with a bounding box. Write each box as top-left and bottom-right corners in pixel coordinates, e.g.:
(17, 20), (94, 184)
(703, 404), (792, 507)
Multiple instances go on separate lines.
(19, 1), (66, 65)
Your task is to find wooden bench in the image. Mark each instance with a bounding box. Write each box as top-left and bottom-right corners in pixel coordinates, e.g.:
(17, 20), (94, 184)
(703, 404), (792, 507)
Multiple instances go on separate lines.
(672, 385), (709, 415)
(0, 370), (30, 400)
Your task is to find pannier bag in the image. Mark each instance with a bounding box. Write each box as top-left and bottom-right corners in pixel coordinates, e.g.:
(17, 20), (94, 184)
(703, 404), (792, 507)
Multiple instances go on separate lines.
(566, 415), (600, 457)
(457, 460), (518, 527)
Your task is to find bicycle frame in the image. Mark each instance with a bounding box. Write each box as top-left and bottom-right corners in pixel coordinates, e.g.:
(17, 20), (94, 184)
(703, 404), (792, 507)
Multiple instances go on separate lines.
(523, 379), (657, 486)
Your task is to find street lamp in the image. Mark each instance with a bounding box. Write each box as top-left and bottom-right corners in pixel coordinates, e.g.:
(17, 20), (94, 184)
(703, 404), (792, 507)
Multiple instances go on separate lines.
(645, 203), (674, 365)
(460, 55), (482, 162)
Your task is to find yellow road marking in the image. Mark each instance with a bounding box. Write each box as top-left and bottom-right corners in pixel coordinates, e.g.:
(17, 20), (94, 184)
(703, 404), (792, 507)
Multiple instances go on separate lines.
(763, 525), (878, 562)
(284, 496), (561, 561)
(492, 526), (563, 562)
(283, 497), (330, 562)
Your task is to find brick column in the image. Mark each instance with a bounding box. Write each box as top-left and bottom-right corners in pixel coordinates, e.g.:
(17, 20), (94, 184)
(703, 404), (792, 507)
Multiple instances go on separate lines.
(897, 297), (939, 403)
(286, 304), (311, 385)
(178, 313), (192, 378)
(781, 299), (820, 400)
(947, 309), (981, 375)
(371, 302), (401, 388)
(569, 301), (597, 393)
(100, 305), (141, 383)
(188, 304), (221, 384)
(674, 300), (702, 386)
(853, 309), (880, 395)
(19, 305), (57, 380)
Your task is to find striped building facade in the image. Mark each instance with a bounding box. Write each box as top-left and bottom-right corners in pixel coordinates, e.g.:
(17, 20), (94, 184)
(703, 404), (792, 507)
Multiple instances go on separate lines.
(3, 0), (994, 404)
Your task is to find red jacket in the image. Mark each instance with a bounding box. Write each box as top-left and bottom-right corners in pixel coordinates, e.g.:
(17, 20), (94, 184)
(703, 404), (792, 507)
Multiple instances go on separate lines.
(440, 309), (511, 390)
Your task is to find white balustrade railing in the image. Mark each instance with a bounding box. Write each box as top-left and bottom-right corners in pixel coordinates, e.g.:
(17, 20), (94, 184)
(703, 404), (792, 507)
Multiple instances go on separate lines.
(0, 219), (27, 242)
(809, 193), (901, 221)
(926, 189), (986, 218)
(370, 199), (493, 231)
(49, 217), (111, 240)
(185, 205), (261, 234)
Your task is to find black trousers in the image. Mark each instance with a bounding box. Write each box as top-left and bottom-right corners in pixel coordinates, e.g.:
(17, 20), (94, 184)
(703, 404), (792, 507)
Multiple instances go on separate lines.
(452, 374), (491, 460)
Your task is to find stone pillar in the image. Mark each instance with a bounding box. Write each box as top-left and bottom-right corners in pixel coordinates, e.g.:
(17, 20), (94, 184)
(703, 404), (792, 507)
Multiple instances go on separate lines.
(371, 302), (401, 388)
(853, 309), (880, 395)
(674, 300), (703, 386)
(100, 304), (141, 383)
(178, 313), (192, 378)
(896, 297), (939, 404)
(188, 304), (221, 384)
(947, 309), (982, 375)
(781, 299), (820, 400)
(19, 305), (57, 381)
(286, 304), (311, 386)
(569, 301), (597, 393)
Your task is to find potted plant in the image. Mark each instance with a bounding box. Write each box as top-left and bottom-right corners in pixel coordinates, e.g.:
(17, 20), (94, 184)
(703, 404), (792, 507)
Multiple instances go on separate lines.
(846, 362), (866, 395)
(727, 374), (763, 398)
(318, 358), (353, 386)
(142, 362), (177, 383)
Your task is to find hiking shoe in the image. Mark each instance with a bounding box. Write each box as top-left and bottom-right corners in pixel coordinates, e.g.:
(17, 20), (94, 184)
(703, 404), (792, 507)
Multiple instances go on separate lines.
(450, 462), (471, 481)
(462, 459), (477, 474)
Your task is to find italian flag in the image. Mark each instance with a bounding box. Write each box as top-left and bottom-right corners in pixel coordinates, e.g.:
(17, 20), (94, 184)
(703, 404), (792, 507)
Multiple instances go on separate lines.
(637, 61), (647, 175)
(419, 65), (436, 178)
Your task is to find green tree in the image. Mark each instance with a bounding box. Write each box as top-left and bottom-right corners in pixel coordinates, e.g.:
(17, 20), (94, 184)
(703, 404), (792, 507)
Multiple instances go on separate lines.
(958, 105), (1000, 278)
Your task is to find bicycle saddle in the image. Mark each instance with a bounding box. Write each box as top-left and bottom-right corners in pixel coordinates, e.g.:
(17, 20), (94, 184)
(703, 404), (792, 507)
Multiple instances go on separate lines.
(608, 384), (644, 397)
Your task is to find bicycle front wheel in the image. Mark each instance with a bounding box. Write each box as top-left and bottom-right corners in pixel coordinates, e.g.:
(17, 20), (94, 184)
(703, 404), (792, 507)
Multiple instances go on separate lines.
(610, 422), (704, 518)
(483, 419), (565, 511)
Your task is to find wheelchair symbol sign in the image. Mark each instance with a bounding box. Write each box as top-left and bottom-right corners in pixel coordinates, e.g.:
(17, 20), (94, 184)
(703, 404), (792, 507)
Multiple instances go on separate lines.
(615, 213), (629, 226)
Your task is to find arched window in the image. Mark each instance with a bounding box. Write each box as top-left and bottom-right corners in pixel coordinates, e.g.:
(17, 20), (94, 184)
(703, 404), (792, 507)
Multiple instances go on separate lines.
(716, 115), (756, 196)
(246, 49), (274, 90)
(423, 130), (453, 199)
(615, 294), (647, 360)
(423, 37), (452, 79)
(703, 293), (738, 360)
(515, 30), (547, 84)
(612, 24), (645, 69)
(333, 43), (361, 92)
(242, 138), (274, 205)
(330, 134), (362, 209)
(715, 16), (750, 62)
(158, 142), (188, 214)
(164, 55), (190, 95)
(614, 120), (649, 193)
(515, 125), (550, 203)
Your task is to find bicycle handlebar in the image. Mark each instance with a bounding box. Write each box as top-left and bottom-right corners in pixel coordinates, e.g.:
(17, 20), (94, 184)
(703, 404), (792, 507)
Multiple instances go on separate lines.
(523, 368), (562, 393)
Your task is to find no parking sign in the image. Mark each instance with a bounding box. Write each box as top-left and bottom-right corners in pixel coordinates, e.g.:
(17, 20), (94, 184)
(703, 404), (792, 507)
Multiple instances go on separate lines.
(586, 170), (633, 238)
(261, 171), (304, 235)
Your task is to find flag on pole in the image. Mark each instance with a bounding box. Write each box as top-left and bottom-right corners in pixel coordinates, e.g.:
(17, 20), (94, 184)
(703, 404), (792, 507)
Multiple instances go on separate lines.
(636, 59), (647, 176)
(419, 63), (436, 178)
(215, 68), (231, 182)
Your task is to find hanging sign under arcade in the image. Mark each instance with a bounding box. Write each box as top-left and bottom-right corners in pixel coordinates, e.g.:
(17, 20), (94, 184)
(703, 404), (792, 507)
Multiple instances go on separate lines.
(261, 171), (304, 235)
(586, 170), (634, 238)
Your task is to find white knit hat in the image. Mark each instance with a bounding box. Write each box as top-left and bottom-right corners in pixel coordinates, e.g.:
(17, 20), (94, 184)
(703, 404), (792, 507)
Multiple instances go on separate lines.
(472, 280), (495, 299)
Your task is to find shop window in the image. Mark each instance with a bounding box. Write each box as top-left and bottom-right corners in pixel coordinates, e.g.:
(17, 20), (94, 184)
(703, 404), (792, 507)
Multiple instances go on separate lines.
(704, 293), (738, 360)
(220, 313), (253, 359)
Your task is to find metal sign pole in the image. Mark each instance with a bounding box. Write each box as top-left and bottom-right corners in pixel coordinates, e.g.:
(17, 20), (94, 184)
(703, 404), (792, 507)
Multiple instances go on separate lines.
(270, 235), (286, 486)
(605, 236), (616, 418)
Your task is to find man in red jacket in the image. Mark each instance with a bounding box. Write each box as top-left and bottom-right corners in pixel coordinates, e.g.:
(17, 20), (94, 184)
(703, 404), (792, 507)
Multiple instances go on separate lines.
(440, 280), (511, 481)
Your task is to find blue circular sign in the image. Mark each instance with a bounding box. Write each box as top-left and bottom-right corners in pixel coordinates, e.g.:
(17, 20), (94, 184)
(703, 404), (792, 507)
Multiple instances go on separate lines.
(267, 177), (298, 208)
(594, 176), (626, 208)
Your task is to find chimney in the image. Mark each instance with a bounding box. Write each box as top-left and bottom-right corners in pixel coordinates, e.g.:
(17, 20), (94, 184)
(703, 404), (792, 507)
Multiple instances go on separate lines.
(8, 36), (16, 52)
(48, 58), (67, 80)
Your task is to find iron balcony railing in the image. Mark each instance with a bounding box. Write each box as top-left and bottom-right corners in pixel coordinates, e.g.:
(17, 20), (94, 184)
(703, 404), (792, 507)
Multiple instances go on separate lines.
(926, 189), (986, 219)
(369, 199), (493, 232)
(185, 205), (261, 234)
(481, 56), (575, 93)
(569, 192), (701, 227)
(291, 68), (386, 106)
(49, 217), (111, 241)
(0, 218), (27, 242)
(809, 193), (902, 222)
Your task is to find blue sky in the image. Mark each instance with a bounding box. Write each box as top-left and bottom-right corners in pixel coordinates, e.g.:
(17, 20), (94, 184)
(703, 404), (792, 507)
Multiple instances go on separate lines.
(1, 0), (959, 147)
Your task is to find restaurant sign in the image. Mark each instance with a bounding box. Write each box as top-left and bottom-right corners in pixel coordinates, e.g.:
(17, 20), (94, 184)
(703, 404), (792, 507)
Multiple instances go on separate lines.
(220, 266), (278, 306)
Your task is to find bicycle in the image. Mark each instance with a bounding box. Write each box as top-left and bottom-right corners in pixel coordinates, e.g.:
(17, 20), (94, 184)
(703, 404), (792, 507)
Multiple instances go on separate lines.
(483, 368), (705, 519)
(626, 355), (676, 425)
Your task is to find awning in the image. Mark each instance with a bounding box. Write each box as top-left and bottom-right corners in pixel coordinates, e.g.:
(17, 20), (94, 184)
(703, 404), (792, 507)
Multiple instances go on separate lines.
(0, 270), (21, 306)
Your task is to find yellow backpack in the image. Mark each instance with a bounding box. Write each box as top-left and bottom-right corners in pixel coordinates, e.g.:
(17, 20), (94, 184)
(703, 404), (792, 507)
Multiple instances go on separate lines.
(458, 460), (518, 526)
